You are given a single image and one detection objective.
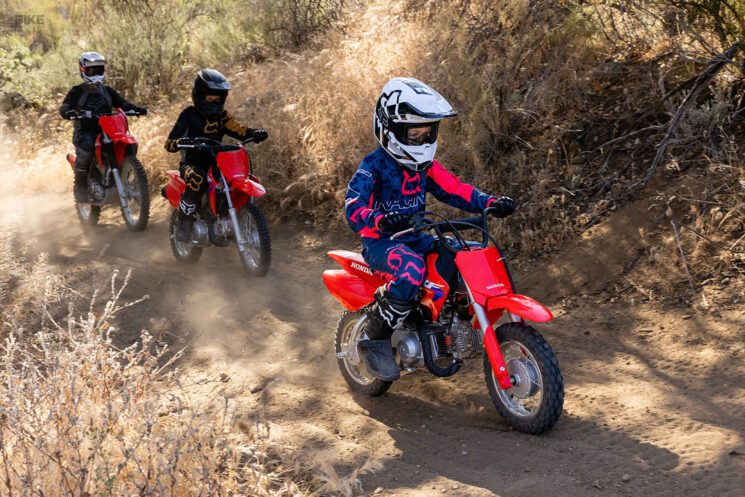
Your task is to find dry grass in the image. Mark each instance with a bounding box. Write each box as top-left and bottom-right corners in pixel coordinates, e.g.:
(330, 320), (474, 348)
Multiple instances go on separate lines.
(0, 228), (372, 496)
(3, 0), (745, 299)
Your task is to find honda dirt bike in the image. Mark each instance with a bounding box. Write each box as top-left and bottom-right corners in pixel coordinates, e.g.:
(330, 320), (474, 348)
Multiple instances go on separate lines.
(323, 208), (564, 434)
(161, 137), (271, 277)
(66, 108), (150, 231)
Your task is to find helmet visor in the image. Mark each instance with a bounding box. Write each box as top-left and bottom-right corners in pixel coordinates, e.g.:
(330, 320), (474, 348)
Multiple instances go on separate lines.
(204, 93), (225, 104)
(392, 122), (439, 146)
(85, 65), (105, 76)
(405, 124), (438, 145)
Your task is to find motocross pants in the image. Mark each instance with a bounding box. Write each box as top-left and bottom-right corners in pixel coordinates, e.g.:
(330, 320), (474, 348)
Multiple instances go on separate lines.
(178, 163), (211, 219)
(361, 235), (435, 304)
(72, 131), (97, 173)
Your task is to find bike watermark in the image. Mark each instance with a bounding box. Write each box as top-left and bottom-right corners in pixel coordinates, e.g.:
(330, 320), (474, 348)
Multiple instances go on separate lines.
(1, 2), (45, 34)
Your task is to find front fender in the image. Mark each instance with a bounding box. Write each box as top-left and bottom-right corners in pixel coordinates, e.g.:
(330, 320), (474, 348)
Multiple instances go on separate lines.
(117, 135), (138, 146)
(486, 294), (553, 323)
(234, 178), (266, 197)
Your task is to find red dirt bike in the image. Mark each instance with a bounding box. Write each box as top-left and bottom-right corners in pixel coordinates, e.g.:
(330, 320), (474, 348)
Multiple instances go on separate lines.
(161, 137), (271, 277)
(323, 208), (564, 434)
(65, 109), (150, 231)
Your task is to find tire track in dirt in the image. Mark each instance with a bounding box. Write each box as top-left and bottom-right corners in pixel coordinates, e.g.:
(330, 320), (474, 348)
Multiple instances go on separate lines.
(6, 191), (745, 497)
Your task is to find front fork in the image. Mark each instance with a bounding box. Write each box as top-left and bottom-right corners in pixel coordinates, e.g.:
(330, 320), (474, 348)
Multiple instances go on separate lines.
(466, 283), (513, 390)
(111, 167), (134, 220)
(223, 186), (248, 248)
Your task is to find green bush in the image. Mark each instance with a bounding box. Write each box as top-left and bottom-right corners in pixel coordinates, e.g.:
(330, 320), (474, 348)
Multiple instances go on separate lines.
(0, 0), (348, 108)
(0, 37), (48, 108)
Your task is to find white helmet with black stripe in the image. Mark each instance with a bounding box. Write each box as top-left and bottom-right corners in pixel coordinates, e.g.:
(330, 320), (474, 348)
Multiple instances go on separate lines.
(374, 77), (456, 171)
(79, 52), (106, 86)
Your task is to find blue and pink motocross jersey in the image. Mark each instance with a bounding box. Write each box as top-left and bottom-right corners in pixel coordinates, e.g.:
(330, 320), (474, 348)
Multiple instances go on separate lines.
(345, 147), (497, 242)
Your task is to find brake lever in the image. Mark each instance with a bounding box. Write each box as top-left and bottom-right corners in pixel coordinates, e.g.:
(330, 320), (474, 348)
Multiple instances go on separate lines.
(389, 227), (415, 240)
(388, 217), (427, 240)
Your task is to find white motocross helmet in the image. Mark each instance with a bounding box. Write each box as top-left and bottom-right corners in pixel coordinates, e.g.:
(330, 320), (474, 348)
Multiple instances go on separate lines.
(374, 77), (456, 171)
(79, 52), (106, 86)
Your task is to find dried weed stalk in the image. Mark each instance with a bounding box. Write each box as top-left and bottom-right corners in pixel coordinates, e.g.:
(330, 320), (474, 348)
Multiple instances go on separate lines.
(0, 236), (314, 496)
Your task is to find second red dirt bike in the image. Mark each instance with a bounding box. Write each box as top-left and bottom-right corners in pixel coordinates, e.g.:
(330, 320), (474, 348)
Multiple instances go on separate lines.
(66, 108), (150, 231)
(323, 208), (564, 434)
(161, 137), (271, 277)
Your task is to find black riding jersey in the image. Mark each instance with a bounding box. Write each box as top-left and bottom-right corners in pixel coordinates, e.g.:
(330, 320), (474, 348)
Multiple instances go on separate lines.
(164, 106), (258, 166)
(59, 84), (141, 133)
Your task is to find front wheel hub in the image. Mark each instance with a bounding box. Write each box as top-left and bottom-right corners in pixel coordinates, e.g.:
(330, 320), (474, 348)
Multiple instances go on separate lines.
(505, 358), (540, 399)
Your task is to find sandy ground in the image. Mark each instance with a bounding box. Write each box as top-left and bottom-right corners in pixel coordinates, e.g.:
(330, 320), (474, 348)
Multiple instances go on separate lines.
(3, 186), (745, 497)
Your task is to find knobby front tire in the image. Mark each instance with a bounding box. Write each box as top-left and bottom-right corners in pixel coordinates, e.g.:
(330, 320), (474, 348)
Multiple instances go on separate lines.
(484, 322), (564, 434)
(119, 156), (150, 231)
(74, 173), (100, 227)
(237, 203), (271, 277)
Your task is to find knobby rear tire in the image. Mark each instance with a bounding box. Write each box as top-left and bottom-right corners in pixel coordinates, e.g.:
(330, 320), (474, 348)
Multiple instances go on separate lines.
(169, 210), (202, 263)
(335, 309), (392, 397)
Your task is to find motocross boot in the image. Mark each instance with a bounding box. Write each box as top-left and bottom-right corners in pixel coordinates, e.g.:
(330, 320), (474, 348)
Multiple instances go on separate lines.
(73, 170), (88, 203)
(358, 288), (413, 381)
(175, 200), (196, 243)
(72, 152), (93, 203)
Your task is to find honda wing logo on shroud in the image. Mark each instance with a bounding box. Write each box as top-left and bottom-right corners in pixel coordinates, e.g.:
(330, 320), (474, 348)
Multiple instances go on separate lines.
(424, 280), (446, 301)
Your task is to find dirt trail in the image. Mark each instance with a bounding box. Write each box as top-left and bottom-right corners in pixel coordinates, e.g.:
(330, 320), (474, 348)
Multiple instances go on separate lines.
(5, 188), (745, 497)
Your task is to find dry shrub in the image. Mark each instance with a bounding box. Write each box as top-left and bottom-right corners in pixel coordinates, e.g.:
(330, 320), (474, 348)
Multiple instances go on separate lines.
(0, 238), (313, 496)
(258, 0), (348, 50)
(225, 0), (433, 224)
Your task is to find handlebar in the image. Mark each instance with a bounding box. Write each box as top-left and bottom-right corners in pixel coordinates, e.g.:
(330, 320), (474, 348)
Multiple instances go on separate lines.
(68, 109), (144, 120)
(389, 207), (502, 253)
(176, 136), (257, 152)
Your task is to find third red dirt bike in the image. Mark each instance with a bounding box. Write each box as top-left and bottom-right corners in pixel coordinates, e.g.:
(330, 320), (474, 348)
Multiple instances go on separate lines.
(323, 208), (564, 434)
(161, 137), (271, 277)
(66, 108), (150, 231)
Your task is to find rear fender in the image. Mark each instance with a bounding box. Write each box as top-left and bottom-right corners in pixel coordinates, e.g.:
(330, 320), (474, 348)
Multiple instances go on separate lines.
(486, 294), (553, 323)
(327, 250), (387, 288)
(66, 153), (76, 171)
(323, 269), (376, 311)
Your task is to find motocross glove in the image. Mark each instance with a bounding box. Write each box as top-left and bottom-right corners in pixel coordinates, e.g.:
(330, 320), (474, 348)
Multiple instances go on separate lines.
(177, 137), (195, 147)
(253, 129), (268, 143)
(63, 110), (78, 119)
(489, 196), (516, 218)
(135, 106), (148, 115)
(378, 212), (412, 234)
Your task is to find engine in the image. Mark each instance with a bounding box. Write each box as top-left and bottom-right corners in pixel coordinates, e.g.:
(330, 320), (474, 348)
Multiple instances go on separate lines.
(88, 178), (107, 203)
(443, 315), (483, 360)
(191, 219), (210, 245)
(392, 311), (483, 370)
(392, 324), (422, 368)
(214, 216), (234, 238)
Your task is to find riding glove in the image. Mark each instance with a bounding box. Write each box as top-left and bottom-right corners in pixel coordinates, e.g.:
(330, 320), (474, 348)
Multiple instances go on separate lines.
(378, 212), (412, 233)
(489, 196), (516, 218)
